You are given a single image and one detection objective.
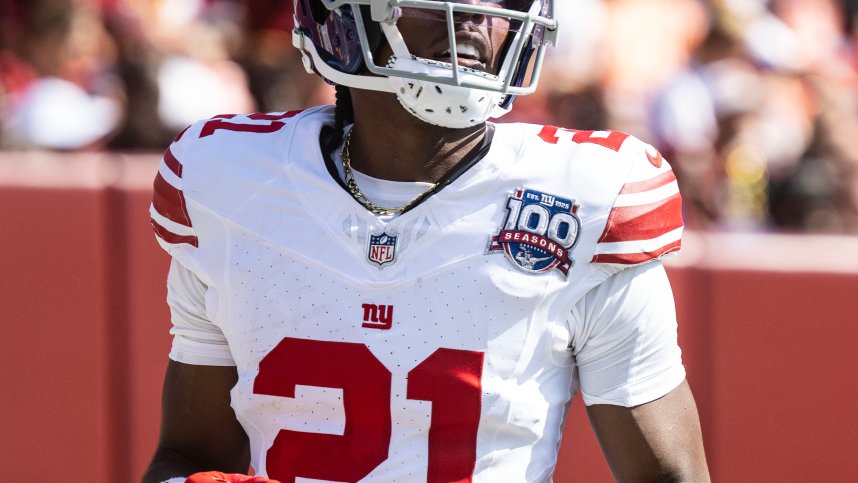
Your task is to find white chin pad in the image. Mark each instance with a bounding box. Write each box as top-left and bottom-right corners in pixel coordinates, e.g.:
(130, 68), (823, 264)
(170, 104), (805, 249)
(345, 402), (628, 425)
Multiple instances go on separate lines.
(386, 56), (509, 129)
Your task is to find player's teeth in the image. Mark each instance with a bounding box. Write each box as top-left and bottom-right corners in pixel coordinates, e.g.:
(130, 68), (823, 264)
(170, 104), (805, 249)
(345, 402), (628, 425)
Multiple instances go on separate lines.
(456, 44), (480, 58)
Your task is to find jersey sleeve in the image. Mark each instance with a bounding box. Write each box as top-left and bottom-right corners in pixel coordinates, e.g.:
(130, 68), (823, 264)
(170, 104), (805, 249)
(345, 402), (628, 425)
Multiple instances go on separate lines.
(150, 129), (200, 265)
(591, 141), (683, 265)
(568, 261), (685, 407)
(166, 259), (235, 366)
(152, 127), (233, 365)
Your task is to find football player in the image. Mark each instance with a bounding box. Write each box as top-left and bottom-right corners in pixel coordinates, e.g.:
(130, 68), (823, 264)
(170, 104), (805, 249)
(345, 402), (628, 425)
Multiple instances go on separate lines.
(144, 1), (710, 482)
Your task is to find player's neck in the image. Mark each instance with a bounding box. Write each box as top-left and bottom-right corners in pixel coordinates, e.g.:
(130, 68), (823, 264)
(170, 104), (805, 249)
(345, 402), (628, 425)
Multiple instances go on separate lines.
(347, 91), (487, 184)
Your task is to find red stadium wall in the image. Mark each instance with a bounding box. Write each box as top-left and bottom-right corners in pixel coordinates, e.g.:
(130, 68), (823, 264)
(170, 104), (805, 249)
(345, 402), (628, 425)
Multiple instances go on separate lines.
(1, 154), (857, 482)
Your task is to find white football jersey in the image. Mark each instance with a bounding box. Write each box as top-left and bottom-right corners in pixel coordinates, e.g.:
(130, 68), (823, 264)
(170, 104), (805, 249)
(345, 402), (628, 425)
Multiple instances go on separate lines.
(151, 107), (686, 483)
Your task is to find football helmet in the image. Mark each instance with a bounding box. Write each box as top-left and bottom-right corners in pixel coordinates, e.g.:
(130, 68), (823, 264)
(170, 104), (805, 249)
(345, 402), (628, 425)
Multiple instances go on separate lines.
(293, 0), (558, 128)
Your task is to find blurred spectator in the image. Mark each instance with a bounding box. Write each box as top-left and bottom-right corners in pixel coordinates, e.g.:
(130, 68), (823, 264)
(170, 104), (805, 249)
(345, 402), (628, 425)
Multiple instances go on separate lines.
(101, 2), (172, 150)
(235, 0), (334, 112)
(1, 0), (122, 150)
(647, 0), (858, 231)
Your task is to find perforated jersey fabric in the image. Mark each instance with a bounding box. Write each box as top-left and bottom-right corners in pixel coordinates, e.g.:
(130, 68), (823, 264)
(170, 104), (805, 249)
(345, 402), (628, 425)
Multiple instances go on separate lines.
(152, 107), (686, 482)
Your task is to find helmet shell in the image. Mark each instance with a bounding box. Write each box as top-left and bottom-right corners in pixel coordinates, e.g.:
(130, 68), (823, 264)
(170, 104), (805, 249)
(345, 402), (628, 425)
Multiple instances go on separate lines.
(292, 0), (558, 127)
(294, 1), (364, 76)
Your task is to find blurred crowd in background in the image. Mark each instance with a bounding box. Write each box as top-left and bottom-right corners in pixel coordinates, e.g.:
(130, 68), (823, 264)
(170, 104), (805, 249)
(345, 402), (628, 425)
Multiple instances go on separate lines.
(1, 0), (857, 233)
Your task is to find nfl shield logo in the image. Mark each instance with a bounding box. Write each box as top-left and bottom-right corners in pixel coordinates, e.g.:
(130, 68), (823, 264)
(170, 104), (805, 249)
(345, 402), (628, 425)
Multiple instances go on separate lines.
(368, 232), (398, 268)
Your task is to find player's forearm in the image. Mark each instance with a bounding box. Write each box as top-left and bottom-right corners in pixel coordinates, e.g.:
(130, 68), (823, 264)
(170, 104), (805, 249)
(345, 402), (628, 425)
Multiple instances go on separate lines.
(646, 470), (711, 483)
(142, 447), (199, 482)
(655, 461), (711, 483)
(609, 461), (709, 483)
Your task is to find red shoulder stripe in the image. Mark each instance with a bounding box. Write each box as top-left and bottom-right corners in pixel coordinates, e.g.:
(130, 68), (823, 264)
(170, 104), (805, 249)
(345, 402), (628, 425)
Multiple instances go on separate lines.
(173, 125), (191, 142)
(599, 193), (683, 243)
(151, 218), (199, 247)
(152, 173), (193, 228)
(591, 240), (681, 264)
(619, 170), (676, 195)
(163, 148), (182, 178)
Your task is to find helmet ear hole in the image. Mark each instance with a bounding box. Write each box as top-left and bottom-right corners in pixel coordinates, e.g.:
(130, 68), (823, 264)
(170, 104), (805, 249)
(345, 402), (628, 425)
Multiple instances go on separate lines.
(307, 0), (329, 24)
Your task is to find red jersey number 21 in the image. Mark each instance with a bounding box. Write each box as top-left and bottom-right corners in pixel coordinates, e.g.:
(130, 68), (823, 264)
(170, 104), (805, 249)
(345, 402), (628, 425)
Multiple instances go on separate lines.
(253, 338), (484, 483)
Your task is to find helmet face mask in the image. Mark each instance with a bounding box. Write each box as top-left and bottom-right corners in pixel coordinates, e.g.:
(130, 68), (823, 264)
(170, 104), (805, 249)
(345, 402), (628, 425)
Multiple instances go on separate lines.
(293, 0), (558, 128)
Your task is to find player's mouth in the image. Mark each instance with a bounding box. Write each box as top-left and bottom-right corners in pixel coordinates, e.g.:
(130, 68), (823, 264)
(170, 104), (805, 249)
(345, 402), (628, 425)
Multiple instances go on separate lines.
(434, 37), (489, 71)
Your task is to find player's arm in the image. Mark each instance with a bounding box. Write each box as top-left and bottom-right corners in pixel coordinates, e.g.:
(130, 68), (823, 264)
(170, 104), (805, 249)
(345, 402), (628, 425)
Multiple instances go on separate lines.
(569, 262), (709, 481)
(142, 361), (251, 483)
(143, 261), (269, 482)
(146, 132), (279, 482)
(587, 380), (709, 482)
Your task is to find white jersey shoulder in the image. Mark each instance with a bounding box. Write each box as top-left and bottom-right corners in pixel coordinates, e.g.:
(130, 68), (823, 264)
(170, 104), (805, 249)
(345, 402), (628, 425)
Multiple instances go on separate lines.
(149, 107), (323, 281)
(491, 123), (684, 271)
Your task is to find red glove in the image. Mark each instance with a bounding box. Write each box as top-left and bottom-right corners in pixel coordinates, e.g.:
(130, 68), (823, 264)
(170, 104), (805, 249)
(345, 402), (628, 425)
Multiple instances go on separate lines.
(184, 471), (281, 483)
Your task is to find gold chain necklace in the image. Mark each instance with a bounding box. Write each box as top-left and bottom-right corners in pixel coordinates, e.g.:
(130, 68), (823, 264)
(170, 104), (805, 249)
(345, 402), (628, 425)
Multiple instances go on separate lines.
(340, 130), (438, 216)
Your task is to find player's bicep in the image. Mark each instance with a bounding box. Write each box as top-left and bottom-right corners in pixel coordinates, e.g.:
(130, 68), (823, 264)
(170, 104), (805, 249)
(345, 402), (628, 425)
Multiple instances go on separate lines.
(586, 380), (709, 482)
(153, 361), (250, 474)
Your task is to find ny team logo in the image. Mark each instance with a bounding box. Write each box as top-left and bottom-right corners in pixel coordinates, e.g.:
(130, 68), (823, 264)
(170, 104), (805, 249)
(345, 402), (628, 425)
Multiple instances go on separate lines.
(368, 231), (398, 268)
(489, 188), (581, 277)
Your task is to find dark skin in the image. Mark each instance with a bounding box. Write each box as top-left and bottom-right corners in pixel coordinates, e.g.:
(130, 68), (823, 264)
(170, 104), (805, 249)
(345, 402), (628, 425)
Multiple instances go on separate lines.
(144, 3), (710, 482)
(143, 363), (250, 482)
(348, 87), (486, 183)
(347, 6), (508, 183)
(589, 380), (710, 482)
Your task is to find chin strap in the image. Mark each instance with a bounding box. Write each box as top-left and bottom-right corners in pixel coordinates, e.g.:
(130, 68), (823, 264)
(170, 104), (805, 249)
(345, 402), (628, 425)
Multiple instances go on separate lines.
(387, 56), (508, 128)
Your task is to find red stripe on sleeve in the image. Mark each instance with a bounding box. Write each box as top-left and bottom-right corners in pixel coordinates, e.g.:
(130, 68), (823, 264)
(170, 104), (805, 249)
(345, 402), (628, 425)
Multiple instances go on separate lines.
(163, 148), (182, 178)
(619, 170), (677, 195)
(152, 172), (193, 228)
(151, 218), (199, 247)
(599, 193), (683, 243)
(591, 240), (681, 264)
(173, 125), (191, 142)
